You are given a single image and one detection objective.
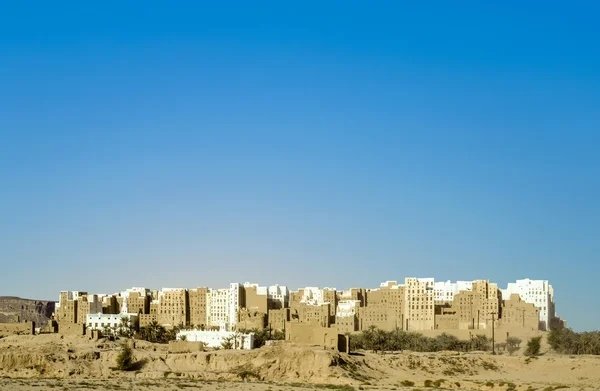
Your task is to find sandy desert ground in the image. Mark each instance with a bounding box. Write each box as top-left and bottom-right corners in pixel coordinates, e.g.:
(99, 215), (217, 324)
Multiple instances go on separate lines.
(1, 333), (599, 390)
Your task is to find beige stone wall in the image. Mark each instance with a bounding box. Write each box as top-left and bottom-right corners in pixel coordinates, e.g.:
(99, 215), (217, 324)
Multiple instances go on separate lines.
(285, 322), (345, 351)
(0, 322), (35, 337)
(418, 326), (544, 343)
(58, 322), (85, 336)
(434, 314), (459, 329)
(168, 341), (205, 353)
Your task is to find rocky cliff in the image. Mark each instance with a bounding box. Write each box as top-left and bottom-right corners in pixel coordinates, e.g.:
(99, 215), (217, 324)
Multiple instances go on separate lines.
(0, 297), (55, 327)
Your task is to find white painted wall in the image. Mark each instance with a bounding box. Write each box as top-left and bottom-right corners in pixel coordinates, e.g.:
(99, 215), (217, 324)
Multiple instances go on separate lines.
(177, 329), (254, 350)
(86, 313), (138, 330)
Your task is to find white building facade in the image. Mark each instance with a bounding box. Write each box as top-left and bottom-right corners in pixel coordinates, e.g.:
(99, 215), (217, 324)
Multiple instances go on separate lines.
(206, 283), (244, 331)
(267, 285), (289, 309)
(176, 329), (254, 350)
(433, 280), (474, 304)
(336, 300), (361, 317)
(86, 313), (139, 331)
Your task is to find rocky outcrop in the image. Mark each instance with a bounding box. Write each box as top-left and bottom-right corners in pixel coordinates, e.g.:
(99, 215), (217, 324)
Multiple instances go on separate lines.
(0, 297), (55, 328)
(0, 334), (374, 383)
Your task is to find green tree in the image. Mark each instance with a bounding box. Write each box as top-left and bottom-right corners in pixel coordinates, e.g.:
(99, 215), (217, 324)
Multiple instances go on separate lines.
(433, 333), (461, 351)
(221, 335), (234, 349)
(118, 317), (133, 338)
(138, 321), (166, 343)
(116, 342), (134, 371)
(506, 337), (522, 355)
(525, 336), (542, 356)
(471, 335), (490, 351)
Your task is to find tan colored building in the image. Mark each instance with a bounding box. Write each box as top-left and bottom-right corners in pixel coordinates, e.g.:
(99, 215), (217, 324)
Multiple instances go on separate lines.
(139, 301), (159, 327)
(338, 288), (366, 306)
(291, 303), (330, 327)
(157, 288), (189, 327)
(244, 285), (268, 314)
(237, 309), (267, 330)
(323, 288), (337, 324)
(289, 290), (304, 310)
(335, 300), (360, 333)
(403, 278), (435, 330)
(499, 294), (539, 330)
(139, 314), (158, 327)
(189, 287), (208, 328)
(76, 294), (90, 325)
(56, 291), (84, 325)
(285, 323), (346, 352)
(101, 295), (118, 314)
(124, 291), (149, 315)
(268, 308), (290, 331)
(453, 280), (500, 330)
(358, 283), (399, 331)
(76, 294), (103, 325)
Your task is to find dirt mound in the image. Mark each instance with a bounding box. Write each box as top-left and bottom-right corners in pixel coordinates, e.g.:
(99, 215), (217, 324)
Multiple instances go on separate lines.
(2, 334), (600, 390)
(0, 334), (373, 384)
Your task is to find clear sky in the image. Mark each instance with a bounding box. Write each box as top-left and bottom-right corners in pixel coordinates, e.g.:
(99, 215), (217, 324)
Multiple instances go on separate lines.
(0, 2), (598, 331)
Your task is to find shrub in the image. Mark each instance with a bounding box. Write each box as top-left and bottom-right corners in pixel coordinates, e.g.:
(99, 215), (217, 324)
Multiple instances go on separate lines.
(424, 380), (433, 387)
(116, 342), (134, 371)
(525, 336), (542, 356)
(238, 370), (260, 381)
(482, 361), (499, 371)
(433, 379), (445, 387)
(506, 337), (522, 356)
(400, 380), (415, 387)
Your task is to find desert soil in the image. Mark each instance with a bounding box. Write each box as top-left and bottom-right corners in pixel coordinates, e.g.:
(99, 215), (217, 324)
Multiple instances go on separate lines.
(1, 333), (599, 391)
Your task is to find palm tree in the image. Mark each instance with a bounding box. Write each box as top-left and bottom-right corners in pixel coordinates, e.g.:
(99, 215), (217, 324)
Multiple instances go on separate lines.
(141, 320), (166, 343)
(119, 317), (132, 338)
(221, 335), (234, 349)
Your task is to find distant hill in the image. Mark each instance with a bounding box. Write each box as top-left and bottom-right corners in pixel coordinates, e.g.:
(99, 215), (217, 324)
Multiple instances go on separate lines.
(0, 296), (55, 327)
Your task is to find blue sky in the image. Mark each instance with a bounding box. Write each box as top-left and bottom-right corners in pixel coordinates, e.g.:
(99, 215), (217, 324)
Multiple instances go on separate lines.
(0, 2), (598, 331)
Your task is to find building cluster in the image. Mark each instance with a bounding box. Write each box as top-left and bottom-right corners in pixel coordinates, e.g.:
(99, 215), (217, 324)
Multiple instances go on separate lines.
(54, 278), (561, 336)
